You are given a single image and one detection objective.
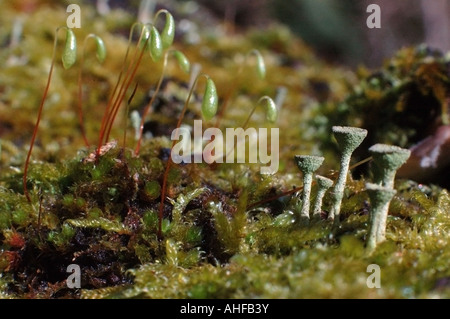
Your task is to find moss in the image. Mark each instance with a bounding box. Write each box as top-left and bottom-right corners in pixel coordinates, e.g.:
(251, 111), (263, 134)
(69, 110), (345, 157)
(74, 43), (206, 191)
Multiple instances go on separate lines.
(144, 180), (161, 200)
(311, 46), (450, 166)
(47, 223), (76, 248)
(0, 1), (449, 299)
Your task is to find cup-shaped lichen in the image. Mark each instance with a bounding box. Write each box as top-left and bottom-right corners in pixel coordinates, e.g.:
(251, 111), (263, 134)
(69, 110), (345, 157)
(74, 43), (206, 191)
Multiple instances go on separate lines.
(366, 183), (397, 252)
(312, 175), (333, 221)
(369, 144), (411, 189)
(329, 126), (367, 225)
(294, 155), (324, 223)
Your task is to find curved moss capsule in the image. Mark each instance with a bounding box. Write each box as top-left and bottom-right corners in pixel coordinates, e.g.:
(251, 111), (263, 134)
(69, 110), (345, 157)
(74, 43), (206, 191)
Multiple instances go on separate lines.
(140, 25), (151, 50)
(62, 28), (77, 69)
(201, 78), (218, 121)
(261, 96), (277, 123)
(250, 50), (266, 80)
(150, 26), (163, 62)
(94, 35), (106, 63)
(160, 11), (175, 50)
(172, 50), (190, 74)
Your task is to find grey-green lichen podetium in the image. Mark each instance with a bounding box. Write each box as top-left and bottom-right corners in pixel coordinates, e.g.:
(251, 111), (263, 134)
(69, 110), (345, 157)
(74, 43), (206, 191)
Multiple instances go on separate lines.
(369, 144), (411, 189)
(365, 182), (397, 253)
(312, 175), (333, 222)
(329, 126), (367, 226)
(294, 155), (324, 225)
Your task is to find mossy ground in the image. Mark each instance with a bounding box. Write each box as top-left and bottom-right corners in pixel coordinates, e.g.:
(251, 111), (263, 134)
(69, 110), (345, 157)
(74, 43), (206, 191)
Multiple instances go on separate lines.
(0, 2), (449, 299)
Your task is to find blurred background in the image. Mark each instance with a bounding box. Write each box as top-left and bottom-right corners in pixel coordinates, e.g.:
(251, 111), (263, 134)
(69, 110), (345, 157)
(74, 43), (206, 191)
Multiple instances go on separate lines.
(11, 0), (450, 67)
(193, 0), (450, 67)
(86, 0), (450, 67)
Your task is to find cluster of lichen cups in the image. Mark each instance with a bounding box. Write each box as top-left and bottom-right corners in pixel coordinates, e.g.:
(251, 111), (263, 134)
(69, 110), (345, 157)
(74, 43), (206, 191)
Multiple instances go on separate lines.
(294, 126), (410, 252)
(294, 126), (367, 225)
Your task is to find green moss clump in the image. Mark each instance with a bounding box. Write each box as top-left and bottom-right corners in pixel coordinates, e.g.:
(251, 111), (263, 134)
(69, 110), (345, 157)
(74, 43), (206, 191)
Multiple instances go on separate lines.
(310, 46), (450, 165)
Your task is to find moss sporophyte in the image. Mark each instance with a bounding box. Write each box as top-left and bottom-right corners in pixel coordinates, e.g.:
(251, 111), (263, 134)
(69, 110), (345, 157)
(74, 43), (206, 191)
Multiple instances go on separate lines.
(135, 49), (190, 155)
(23, 27), (77, 202)
(78, 34), (107, 147)
(23, 9), (176, 203)
(215, 49), (267, 128)
(159, 73), (218, 238)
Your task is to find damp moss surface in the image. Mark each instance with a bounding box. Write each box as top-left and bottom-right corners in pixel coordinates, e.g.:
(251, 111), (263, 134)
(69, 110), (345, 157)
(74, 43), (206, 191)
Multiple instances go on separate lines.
(1, 2), (450, 299)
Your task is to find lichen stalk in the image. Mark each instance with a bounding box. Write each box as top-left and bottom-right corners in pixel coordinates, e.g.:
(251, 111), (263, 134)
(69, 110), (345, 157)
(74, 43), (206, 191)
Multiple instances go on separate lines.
(312, 175), (333, 221)
(366, 183), (397, 252)
(328, 126), (367, 225)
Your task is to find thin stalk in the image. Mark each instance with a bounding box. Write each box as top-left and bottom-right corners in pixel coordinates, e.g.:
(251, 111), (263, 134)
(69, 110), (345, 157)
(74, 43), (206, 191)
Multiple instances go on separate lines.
(77, 34), (104, 147)
(223, 95), (276, 161)
(299, 172), (313, 222)
(214, 73), (240, 128)
(157, 74), (210, 238)
(329, 152), (351, 222)
(103, 41), (147, 143)
(311, 176), (333, 221)
(312, 186), (327, 221)
(96, 23), (146, 153)
(134, 51), (169, 155)
(246, 156), (373, 210)
(23, 27), (66, 202)
(215, 49), (264, 128)
(122, 82), (139, 149)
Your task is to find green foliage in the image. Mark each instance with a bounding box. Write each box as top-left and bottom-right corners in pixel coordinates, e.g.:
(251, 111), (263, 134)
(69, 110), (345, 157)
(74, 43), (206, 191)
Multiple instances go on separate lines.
(168, 187), (206, 224)
(47, 223), (76, 248)
(0, 188), (33, 229)
(165, 239), (202, 267)
(66, 217), (130, 234)
(11, 209), (29, 227)
(210, 190), (248, 255)
(144, 180), (161, 200)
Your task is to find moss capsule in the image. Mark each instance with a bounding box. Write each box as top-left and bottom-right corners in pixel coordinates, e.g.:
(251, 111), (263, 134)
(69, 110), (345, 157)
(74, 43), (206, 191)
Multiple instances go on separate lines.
(62, 28), (77, 69)
(201, 77), (218, 121)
